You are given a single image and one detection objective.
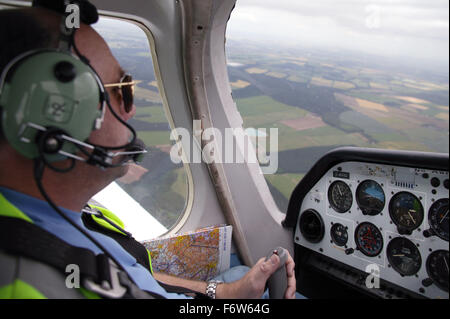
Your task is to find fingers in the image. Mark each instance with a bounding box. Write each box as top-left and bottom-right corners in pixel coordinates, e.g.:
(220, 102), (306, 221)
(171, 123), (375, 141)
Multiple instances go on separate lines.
(284, 252), (297, 299)
(234, 256), (281, 299)
(243, 250), (297, 299)
(260, 250), (297, 299)
(285, 253), (295, 278)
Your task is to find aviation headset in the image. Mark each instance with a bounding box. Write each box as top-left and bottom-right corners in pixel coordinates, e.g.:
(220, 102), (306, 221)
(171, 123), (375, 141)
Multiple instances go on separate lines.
(0, 1), (146, 170)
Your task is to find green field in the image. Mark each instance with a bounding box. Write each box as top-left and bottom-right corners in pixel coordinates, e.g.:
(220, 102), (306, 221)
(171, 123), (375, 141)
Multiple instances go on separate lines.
(265, 173), (305, 200)
(135, 105), (167, 123)
(236, 96), (308, 121)
(138, 131), (172, 147)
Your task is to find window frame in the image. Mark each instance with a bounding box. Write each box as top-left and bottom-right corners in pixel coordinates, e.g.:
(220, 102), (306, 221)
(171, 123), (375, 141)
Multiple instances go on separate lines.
(96, 13), (195, 236)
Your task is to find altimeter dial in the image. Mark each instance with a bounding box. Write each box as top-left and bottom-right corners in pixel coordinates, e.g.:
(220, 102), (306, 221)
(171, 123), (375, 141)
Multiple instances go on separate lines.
(328, 181), (353, 213)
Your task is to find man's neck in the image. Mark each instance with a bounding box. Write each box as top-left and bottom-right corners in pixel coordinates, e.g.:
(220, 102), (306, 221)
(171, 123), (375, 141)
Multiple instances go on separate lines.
(0, 150), (109, 212)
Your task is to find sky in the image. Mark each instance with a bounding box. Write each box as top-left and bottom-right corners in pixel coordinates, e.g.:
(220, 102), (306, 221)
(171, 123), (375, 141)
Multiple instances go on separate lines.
(227, 0), (449, 69)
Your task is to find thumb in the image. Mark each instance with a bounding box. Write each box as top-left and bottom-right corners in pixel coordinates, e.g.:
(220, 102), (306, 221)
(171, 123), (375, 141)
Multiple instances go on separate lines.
(258, 254), (280, 279)
(237, 254), (281, 299)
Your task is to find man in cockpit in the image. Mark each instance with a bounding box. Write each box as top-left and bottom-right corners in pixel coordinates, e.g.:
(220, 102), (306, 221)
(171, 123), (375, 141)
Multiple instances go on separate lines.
(0, 4), (296, 299)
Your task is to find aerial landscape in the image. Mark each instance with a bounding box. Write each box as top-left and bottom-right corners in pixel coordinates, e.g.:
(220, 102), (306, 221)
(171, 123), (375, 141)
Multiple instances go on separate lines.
(95, 16), (449, 226)
(226, 39), (449, 211)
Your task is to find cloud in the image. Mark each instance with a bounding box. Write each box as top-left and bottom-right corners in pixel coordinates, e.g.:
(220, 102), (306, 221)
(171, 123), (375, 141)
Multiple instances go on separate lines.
(227, 0), (449, 65)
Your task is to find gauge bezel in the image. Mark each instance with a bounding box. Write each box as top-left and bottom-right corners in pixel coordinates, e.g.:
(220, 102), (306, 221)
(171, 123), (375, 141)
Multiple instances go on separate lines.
(330, 223), (348, 247)
(388, 191), (424, 232)
(426, 250), (449, 292)
(356, 179), (385, 216)
(428, 198), (449, 242)
(328, 180), (353, 214)
(355, 222), (384, 257)
(386, 237), (422, 277)
(299, 209), (325, 244)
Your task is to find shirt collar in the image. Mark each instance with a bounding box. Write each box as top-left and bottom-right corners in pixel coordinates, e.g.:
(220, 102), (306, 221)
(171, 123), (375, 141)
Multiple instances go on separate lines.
(0, 186), (82, 224)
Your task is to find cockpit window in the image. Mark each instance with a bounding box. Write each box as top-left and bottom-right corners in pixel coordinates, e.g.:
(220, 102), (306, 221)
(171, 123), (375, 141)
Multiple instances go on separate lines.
(93, 17), (189, 239)
(225, 0), (449, 213)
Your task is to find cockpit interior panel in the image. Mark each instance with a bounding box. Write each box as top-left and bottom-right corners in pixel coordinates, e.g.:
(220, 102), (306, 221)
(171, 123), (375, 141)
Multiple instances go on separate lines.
(285, 147), (449, 299)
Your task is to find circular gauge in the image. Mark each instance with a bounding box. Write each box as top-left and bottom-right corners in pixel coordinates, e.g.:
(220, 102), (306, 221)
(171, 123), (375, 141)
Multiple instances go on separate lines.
(389, 192), (424, 233)
(330, 223), (348, 247)
(428, 198), (449, 241)
(299, 209), (325, 243)
(426, 250), (449, 292)
(387, 237), (422, 276)
(356, 180), (385, 216)
(355, 222), (383, 257)
(328, 181), (353, 213)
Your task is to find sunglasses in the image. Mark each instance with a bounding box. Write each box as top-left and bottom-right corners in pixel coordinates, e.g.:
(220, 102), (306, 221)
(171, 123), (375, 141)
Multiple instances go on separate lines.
(104, 74), (136, 112)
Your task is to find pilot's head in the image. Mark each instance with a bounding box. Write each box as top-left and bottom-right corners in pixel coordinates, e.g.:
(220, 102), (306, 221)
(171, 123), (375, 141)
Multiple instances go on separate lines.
(0, 7), (137, 199)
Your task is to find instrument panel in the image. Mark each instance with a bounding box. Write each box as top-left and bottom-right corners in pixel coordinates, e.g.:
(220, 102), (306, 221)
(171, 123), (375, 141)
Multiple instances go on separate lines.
(294, 161), (449, 299)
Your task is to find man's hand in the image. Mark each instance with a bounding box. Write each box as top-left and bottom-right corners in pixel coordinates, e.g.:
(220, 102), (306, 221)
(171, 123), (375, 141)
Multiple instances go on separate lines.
(217, 251), (296, 299)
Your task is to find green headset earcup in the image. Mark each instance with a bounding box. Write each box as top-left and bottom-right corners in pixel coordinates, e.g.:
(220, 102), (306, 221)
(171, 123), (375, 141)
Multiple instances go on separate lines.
(0, 50), (102, 160)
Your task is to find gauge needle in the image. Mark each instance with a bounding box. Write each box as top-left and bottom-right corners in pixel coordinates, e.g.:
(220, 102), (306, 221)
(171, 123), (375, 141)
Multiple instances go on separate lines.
(337, 185), (343, 196)
(393, 254), (405, 257)
(439, 209), (448, 224)
(408, 210), (416, 224)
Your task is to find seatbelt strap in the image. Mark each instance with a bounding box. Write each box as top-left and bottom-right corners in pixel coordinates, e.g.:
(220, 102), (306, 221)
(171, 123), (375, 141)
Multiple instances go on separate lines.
(0, 216), (99, 280)
(0, 216), (161, 299)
